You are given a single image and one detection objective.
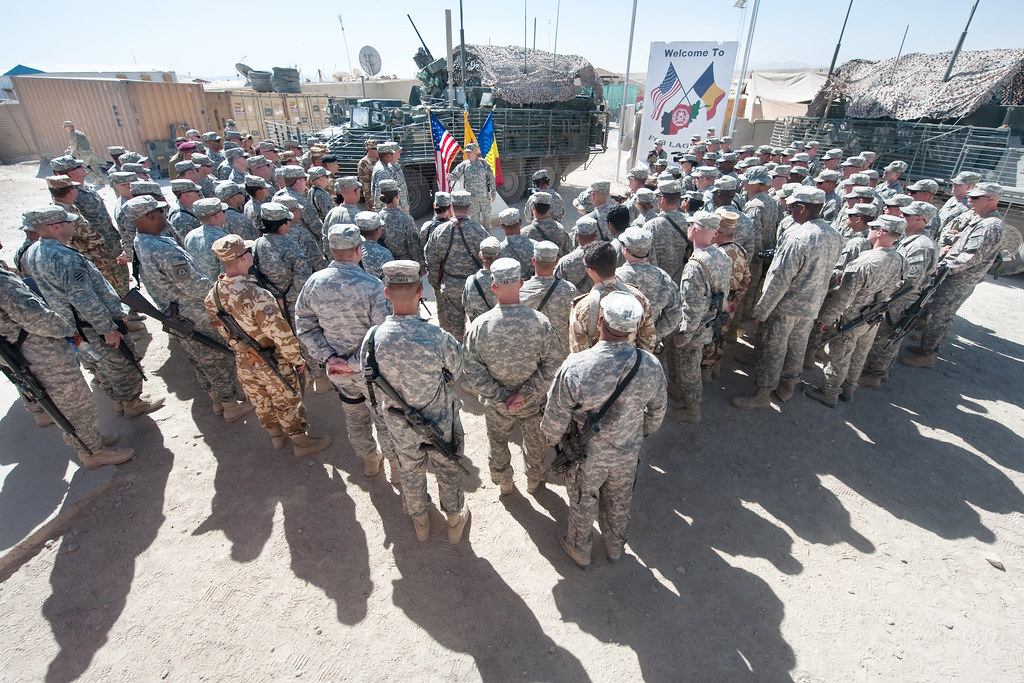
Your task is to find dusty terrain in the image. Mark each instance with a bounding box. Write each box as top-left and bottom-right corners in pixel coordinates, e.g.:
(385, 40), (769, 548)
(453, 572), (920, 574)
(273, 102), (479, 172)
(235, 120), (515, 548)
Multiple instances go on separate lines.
(1, 138), (1023, 682)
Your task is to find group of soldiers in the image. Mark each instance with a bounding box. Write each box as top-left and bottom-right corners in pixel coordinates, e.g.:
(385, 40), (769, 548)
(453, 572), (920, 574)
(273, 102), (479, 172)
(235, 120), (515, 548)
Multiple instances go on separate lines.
(0, 121), (1007, 568)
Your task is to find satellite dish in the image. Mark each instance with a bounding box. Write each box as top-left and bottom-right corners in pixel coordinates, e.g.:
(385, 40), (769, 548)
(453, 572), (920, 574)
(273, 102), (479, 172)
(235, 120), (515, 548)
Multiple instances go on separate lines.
(353, 67), (363, 77)
(235, 62), (253, 79)
(359, 46), (382, 77)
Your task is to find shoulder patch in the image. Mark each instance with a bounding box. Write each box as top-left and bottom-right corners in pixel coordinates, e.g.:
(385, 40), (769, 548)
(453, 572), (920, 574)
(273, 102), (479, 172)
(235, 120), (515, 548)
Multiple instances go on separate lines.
(171, 260), (191, 280)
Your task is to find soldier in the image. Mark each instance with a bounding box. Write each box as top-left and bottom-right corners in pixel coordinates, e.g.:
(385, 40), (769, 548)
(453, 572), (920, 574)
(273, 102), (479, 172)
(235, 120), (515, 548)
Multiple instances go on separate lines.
(646, 138), (668, 166)
(622, 166), (650, 223)
(251, 201), (313, 317)
(46, 176), (122, 291)
(377, 179), (421, 266)
(324, 177), (362, 232)
(669, 214), (731, 423)
(542, 291), (666, 567)
(130, 196), (253, 421)
(0, 254), (133, 468)
(247, 155), (274, 184)
(615, 227), (683, 346)
(905, 179), (941, 237)
(418, 191), (453, 255)
(554, 216), (599, 294)
(224, 148), (248, 185)
(109, 171), (137, 257)
(215, 181), (259, 241)
(521, 240), (578, 361)
(463, 237), (502, 323)
(815, 170), (843, 223)
(644, 179), (692, 284)
(257, 141), (280, 167)
(631, 188), (658, 226)
(275, 195), (326, 271)
(274, 166), (324, 255)
(62, 121), (106, 186)
(860, 202), (939, 386)
(524, 169), (565, 222)
(585, 180), (618, 239)
(449, 142), (496, 228)
(424, 190), (489, 342)
(295, 224), (397, 478)
(805, 215), (906, 406)
(388, 141), (411, 212)
(192, 154), (218, 198)
(358, 139), (379, 206)
(243, 175), (272, 233)
(568, 241), (656, 353)
(107, 145), (126, 171)
(307, 167), (335, 222)
(902, 182), (1006, 369)
(877, 161), (908, 200)
(22, 206), (164, 418)
(355, 211), (394, 281)
(731, 187), (843, 410)
(321, 154), (340, 179)
(464, 258), (561, 495)
(360, 260), (470, 544)
(204, 235), (331, 457)
(202, 132), (225, 166)
(572, 190), (595, 219)
(522, 192), (570, 258)
(937, 171), (981, 239)
(704, 210), (751, 378)
(370, 142), (395, 211)
(497, 208), (535, 278)
(183, 198), (230, 282)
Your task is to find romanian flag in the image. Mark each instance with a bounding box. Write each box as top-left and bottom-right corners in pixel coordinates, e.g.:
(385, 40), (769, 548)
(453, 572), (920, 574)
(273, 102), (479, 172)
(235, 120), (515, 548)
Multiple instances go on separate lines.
(692, 64), (726, 120)
(462, 111), (477, 160)
(478, 111), (503, 186)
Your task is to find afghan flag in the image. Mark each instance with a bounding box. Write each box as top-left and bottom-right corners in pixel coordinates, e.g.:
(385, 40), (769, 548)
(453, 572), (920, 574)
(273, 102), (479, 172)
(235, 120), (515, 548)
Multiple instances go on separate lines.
(692, 64), (726, 120)
(462, 111), (477, 160)
(478, 111), (503, 185)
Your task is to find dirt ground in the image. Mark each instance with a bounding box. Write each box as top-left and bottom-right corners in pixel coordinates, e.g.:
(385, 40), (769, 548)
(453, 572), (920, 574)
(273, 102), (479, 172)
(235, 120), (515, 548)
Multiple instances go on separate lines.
(1, 138), (1023, 682)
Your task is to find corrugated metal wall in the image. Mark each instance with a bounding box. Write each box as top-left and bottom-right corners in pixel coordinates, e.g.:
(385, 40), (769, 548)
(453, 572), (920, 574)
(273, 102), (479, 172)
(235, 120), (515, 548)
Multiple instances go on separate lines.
(0, 101), (38, 163)
(125, 80), (209, 144)
(204, 90), (330, 139)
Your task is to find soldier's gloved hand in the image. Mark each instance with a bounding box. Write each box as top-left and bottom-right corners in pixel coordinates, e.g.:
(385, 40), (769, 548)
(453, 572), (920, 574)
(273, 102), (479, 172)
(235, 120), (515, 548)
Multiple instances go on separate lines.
(103, 330), (123, 348)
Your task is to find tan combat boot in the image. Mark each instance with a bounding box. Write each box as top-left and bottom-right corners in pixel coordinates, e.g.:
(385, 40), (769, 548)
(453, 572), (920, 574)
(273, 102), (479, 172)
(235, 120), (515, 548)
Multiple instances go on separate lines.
(803, 384), (838, 408)
(499, 481), (516, 496)
(731, 388), (772, 410)
(209, 392), (224, 415)
(857, 372), (884, 388)
(363, 450), (383, 477)
(267, 427), (287, 450)
(773, 378), (796, 402)
(79, 446), (135, 470)
(558, 531), (590, 569)
(701, 365), (712, 382)
(734, 349), (757, 368)
(527, 478), (545, 494)
(411, 512), (431, 541)
(674, 405), (701, 424)
(291, 431), (332, 458)
(900, 352), (937, 368)
(447, 507), (470, 544)
(120, 395), (165, 418)
(221, 400), (255, 423)
(101, 433), (119, 446)
(389, 459), (401, 487)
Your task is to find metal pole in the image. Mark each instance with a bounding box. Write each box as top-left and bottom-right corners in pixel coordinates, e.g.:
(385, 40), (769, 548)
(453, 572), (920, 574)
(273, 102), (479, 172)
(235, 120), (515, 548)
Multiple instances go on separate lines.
(615, 0), (639, 183)
(446, 9), (455, 106)
(524, 1), (528, 73)
(459, 0), (467, 93)
(727, 0), (759, 137)
(725, 2), (748, 138)
(552, 0), (561, 65)
(533, 17), (537, 50)
(826, 0), (854, 81)
(943, 0), (980, 82)
(890, 25), (909, 84)
(337, 15), (354, 77)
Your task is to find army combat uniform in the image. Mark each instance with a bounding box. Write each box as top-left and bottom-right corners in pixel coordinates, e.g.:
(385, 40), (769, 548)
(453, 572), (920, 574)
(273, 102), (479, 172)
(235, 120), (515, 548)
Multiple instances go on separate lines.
(520, 274), (578, 362)
(424, 208), (489, 342)
(449, 158), (495, 228)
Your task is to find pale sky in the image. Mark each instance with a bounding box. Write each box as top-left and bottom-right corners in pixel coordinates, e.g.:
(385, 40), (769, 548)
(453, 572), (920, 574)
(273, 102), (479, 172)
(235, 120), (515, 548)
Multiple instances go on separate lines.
(1, 1), (1019, 83)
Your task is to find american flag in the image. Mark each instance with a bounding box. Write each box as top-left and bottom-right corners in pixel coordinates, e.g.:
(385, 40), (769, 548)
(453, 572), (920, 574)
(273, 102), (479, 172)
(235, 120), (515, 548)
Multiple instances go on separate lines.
(649, 63), (682, 120)
(429, 110), (461, 192)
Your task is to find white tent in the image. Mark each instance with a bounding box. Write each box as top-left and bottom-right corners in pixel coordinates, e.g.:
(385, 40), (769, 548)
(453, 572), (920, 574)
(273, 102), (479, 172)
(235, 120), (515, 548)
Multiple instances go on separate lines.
(739, 69), (828, 121)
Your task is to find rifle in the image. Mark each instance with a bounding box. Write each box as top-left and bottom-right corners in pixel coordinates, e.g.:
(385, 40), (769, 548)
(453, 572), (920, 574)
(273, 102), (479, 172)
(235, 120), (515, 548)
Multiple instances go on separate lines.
(121, 288), (231, 355)
(112, 318), (148, 380)
(211, 282), (298, 395)
(883, 265), (950, 351)
(818, 283), (912, 349)
(362, 325), (469, 474)
(757, 248), (776, 261)
(0, 333), (93, 455)
(418, 297), (433, 317)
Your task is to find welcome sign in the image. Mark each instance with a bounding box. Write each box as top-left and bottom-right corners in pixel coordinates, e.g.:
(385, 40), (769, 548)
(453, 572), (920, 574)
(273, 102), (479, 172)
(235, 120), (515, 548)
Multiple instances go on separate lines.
(639, 41), (739, 157)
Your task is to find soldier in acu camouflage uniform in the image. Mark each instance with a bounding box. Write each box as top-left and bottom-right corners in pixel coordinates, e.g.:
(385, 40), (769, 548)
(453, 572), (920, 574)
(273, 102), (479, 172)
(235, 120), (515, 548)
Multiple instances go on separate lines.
(424, 190), (489, 342)
(937, 171), (980, 240)
(615, 227), (683, 346)
(449, 142), (495, 228)
(542, 291), (667, 568)
(22, 206), (164, 418)
(815, 169), (843, 224)
(215, 181), (258, 241)
(464, 258), (562, 495)
(357, 140), (378, 206)
(630, 188), (658, 226)
(62, 121), (106, 186)
(644, 179), (692, 284)
(521, 240), (578, 361)
(191, 154), (218, 198)
(243, 175), (272, 232)
(522, 192), (570, 258)
(622, 167), (649, 223)
(183, 198), (229, 282)
(418, 191), (453, 256)
(205, 235), (331, 458)
(497, 208), (535, 279)
(354, 211), (394, 281)
(307, 166), (335, 222)
(704, 210), (751, 378)
(377, 179), (422, 267)
(274, 166), (324, 257)
(904, 179), (942, 237)
(877, 161), (908, 201)
(524, 170), (565, 223)
(463, 237), (501, 323)
(370, 143), (395, 211)
(584, 180), (618, 239)
(276, 195), (326, 271)
(295, 224), (397, 478)
(360, 261), (470, 544)
(202, 132), (225, 166)
(324, 177), (362, 234)
(130, 196), (253, 422)
(169, 179), (203, 238)
(554, 216), (599, 294)
(902, 183), (1006, 369)
(46, 176), (122, 291)
(388, 142), (411, 213)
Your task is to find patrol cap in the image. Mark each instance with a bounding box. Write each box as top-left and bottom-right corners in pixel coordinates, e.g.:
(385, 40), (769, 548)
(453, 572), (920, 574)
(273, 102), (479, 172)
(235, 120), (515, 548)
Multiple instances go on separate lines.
(479, 236), (502, 256)
(844, 204), (876, 218)
(708, 138), (721, 145)
(378, 178), (399, 193)
(901, 201), (938, 220)
(381, 260), (420, 285)
(741, 167), (771, 186)
(532, 169), (550, 181)
(120, 163), (147, 175)
(719, 152), (739, 162)
(693, 165), (718, 178)
(966, 181), (1002, 198)
(884, 160), (908, 173)
(654, 138), (666, 146)
(862, 169), (880, 181)
(862, 151), (878, 162)
(275, 195), (299, 210)
(703, 152), (720, 163)
(792, 152), (811, 163)
(849, 172), (870, 186)
(814, 169), (841, 183)
(130, 180), (162, 196)
(214, 181), (245, 201)
(600, 290), (643, 333)
(589, 180), (611, 194)
(202, 131), (221, 142)
(185, 129), (201, 139)
(306, 166), (330, 181)
(951, 170), (982, 185)
(652, 158), (668, 168)
(735, 157), (758, 171)
(906, 178), (939, 193)
(498, 208), (521, 226)
(280, 166), (307, 180)
(883, 193), (914, 208)
(841, 155), (866, 167)
(327, 224), (363, 250)
(45, 175), (80, 190)
(845, 186), (876, 199)
(782, 148), (797, 157)
(691, 143), (707, 153)
(789, 166), (810, 178)
(688, 210), (720, 230)
(786, 186), (826, 205)
(244, 175), (270, 190)
(355, 210), (382, 232)
(175, 160), (199, 175)
(118, 152), (145, 164)
(823, 148), (844, 160)
(714, 208), (739, 231)
(619, 226), (652, 257)
(225, 148), (247, 161)
(110, 171), (137, 185)
(247, 155), (270, 169)
(258, 141), (278, 152)
(189, 153), (212, 168)
(756, 144), (773, 155)
(778, 183), (802, 199)
(212, 234), (255, 262)
(867, 214), (906, 235)
(193, 197), (228, 217)
(433, 191), (452, 207)
(321, 154), (338, 164)
(533, 240), (559, 262)
(713, 176), (740, 192)
(657, 179), (682, 195)
(681, 153), (698, 164)
(49, 155), (84, 173)
(634, 187), (655, 204)
(722, 136), (733, 143)
(574, 216), (599, 235)
(791, 140), (805, 149)
(376, 142), (394, 154)
(224, 131), (242, 141)
(770, 165), (792, 178)
(490, 257), (522, 285)
(260, 202), (293, 221)
(656, 171), (675, 182)
(532, 191), (552, 205)
(807, 140), (821, 148)
(627, 166), (649, 181)
(334, 176), (361, 189)
(107, 146), (126, 155)
(464, 142), (479, 153)
(170, 179), (202, 195)
(24, 205), (80, 225)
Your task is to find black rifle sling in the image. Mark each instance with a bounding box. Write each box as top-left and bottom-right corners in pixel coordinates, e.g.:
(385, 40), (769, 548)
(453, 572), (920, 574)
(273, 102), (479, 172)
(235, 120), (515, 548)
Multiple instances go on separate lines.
(588, 349), (644, 426)
(472, 275), (495, 310)
(457, 220), (483, 270)
(537, 277), (561, 312)
(662, 213), (693, 252)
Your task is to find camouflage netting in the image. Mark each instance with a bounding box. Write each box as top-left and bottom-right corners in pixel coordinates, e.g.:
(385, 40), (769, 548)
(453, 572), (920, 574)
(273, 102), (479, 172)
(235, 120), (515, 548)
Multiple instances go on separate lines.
(807, 49), (1024, 121)
(450, 44), (603, 105)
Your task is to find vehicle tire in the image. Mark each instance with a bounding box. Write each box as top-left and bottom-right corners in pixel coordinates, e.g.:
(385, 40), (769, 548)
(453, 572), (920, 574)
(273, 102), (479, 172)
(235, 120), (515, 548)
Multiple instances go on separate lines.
(998, 222), (1024, 276)
(406, 170), (432, 219)
(497, 161), (527, 202)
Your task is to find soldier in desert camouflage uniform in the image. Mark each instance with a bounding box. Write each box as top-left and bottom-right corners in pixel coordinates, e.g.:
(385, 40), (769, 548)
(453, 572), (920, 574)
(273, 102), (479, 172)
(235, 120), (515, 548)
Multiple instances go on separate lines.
(449, 143), (495, 228)
(614, 227), (683, 346)
(357, 140), (378, 206)
(542, 291), (667, 567)
(464, 258), (561, 495)
(520, 240), (578, 361)
(355, 211), (394, 281)
(703, 210), (751, 378)
(463, 237), (501, 323)
(204, 235), (331, 458)
(360, 260), (470, 544)
(522, 192), (570, 258)
(216, 181), (259, 241)
(295, 224), (397, 478)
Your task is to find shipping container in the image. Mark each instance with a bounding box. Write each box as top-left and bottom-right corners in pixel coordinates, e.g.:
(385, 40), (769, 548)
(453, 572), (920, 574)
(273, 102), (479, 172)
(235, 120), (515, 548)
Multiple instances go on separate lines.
(202, 89), (330, 141)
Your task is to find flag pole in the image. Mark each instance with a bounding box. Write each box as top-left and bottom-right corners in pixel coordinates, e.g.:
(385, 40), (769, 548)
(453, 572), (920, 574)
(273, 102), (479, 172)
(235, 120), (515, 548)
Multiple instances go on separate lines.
(615, 0), (639, 183)
(726, 0), (759, 138)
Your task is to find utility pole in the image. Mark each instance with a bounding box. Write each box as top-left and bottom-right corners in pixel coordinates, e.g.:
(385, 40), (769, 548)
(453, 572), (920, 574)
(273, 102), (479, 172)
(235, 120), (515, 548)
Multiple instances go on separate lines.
(446, 9), (455, 106)
(943, 0), (981, 82)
